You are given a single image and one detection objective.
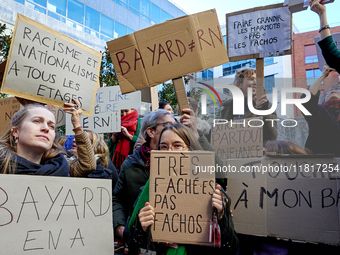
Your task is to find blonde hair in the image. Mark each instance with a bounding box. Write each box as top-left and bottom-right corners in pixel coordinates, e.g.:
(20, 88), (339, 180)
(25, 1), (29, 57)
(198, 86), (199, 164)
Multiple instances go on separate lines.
(233, 67), (256, 87)
(84, 130), (110, 168)
(0, 104), (63, 174)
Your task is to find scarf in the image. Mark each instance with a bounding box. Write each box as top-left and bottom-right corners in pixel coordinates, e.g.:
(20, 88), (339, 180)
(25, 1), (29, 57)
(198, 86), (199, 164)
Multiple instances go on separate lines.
(14, 153), (70, 176)
(323, 99), (340, 122)
(140, 142), (152, 171)
(113, 110), (139, 169)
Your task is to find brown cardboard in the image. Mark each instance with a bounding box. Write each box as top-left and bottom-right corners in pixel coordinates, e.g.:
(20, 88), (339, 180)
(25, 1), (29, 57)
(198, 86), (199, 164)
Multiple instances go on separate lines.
(226, 3), (292, 62)
(227, 156), (340, 245)
(149, 151), (216, 246)
(210, 118), (263, 166)
(0, 97), (21, 137)
(107, 9), (228, 94)
(1, 14), (102, 117)
(0, 174), (114, 254)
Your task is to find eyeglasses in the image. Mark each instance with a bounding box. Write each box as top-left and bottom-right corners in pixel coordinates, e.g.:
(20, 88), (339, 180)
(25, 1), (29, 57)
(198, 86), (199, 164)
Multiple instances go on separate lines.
(159, 143), (188, 151)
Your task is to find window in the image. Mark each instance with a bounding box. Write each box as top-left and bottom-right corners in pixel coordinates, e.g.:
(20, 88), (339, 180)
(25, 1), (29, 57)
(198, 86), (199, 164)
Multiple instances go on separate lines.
(151, 3), (160, 23)
(306, 69), (322, 86)
(47, 0), (66, 16)
(222, 60), (255, 76)
(14, 0), (25, 4)
(129, 0), (139, 11)
(29, 0), (46, 7)
(128, 28), (135, 34)
(264, 75), (275, 93)
(264, 57), (274, 66)
(85, 6), (100, 32)
(67, 0), (84, 25)
(26, 1), (46, 14)
(100, 14), (114, 38)
(48, 11), (66, 22)
(202, 69), (213, 80)
(140, 0), (150, 16)
(304, 45), (318, 64)
(116, 0), (128, 9)
(114, 21), (127, 38)
(161, 10), (169, 23)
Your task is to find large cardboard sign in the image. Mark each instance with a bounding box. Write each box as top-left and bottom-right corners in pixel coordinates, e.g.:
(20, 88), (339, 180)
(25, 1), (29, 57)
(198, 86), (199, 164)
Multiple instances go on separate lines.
(211, 118), (263, 165)
(227, 4), (292, 62)
(149, 151), (215, 246)
(46, 105), (66, 128)
(107, 9), (228, 94)
(227, 156), (340, 245)
(0, 174), (113, 254)
(315, 33), (340, 71)
(1, 14), (101, 116)
(65, 86), (141, 134)
(0, 97), (21, 137)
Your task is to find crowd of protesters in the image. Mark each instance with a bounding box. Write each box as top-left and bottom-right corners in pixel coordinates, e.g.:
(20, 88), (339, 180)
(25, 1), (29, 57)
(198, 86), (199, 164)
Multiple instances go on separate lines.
(1, 0), (340, 254)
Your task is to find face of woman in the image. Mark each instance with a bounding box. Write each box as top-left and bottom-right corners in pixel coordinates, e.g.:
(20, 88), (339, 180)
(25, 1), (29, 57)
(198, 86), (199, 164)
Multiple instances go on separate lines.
(159, 130), (189, 151)
(121, 109), (133, 117)
(238, 73), (256, 96)
(13, 107), (56, 156)
(324, 89), (340, 102)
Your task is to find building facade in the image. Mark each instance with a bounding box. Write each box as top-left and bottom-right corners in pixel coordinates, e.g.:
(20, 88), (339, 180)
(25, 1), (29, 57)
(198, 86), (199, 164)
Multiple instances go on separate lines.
(0, 0), (187, 52)
(291, 26), (340, 117)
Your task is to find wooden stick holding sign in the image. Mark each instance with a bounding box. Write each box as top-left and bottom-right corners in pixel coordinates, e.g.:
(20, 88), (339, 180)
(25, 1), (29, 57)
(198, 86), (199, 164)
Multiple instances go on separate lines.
(255, 58), (265, 100)
(172, 77), (190, 114)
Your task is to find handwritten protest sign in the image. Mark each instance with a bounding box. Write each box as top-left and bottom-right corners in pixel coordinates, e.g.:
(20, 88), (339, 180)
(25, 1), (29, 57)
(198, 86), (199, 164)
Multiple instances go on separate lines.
(149, 151), (215, 246)
(107, 9), (228, 94)
(1, 14), (101, 116)
(315, 32), (340, 71)
(227, 4), (292, 62)
(65, 86), (141, 134)
(227, 156), (340, 245)
(211, 118), (263, 166)
(0, 97), (21, 137)
(0, 174), (113, 254)
(46, 105), (66, 127)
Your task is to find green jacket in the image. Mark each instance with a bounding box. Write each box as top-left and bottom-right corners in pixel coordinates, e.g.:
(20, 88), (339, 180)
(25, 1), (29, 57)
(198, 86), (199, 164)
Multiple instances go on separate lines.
(318, 35), (340, 74)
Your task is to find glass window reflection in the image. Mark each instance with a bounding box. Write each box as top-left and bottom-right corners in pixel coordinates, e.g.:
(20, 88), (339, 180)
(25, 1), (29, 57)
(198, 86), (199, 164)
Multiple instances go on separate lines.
(85, 6), (100, 32)
(101, 14), (114, 38)
(151, 3), (160, 23)
(47, 0), (66, 16)
(67, 0), (84, 25)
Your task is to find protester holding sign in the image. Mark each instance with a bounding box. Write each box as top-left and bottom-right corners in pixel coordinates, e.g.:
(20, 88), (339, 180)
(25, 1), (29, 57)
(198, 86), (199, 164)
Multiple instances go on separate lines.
(301, 64), (340, 156)
(220, 67), (278, 143)
(108, 108), (142, 170)
(0, 104), (69, 175)
(135, 123), (238, 255)
(63, 99), (97, 177)
(310, 0), (340, 73)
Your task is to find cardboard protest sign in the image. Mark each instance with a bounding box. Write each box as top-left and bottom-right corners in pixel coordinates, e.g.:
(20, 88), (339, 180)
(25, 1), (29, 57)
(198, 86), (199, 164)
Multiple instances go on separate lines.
(227, 156), (340, 245)
(1, 14), (101, 116)
(107, 9), (228, 94)
(65, 86), (141, 134)
(149, 151), (215, 246)
(211, 118), (263, 165)
(46, 105), (66, 127)
(315, 32), (340, 71)
(227, 3), (292, 62)
(0, 174), (113, 254)
(0, 97), (21, 137)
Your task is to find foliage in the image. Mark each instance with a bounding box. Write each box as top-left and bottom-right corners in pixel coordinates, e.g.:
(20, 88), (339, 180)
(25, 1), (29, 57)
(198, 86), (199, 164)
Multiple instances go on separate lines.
(0, 23), (12, 62)
(158, 82), (178, 112)
(99, 47), (118, 87)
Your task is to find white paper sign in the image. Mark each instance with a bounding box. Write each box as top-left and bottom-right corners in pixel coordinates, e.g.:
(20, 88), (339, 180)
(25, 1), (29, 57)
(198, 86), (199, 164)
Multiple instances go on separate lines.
(0, 174), (113, 254)
(65, 86), (141, 134)
(227, 7), (291, 58)
(315, 33), (340, 71)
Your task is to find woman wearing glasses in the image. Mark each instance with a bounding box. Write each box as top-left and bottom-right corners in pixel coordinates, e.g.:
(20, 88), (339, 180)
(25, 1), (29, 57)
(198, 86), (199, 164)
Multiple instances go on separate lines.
(302, 64), (340, 156)
(135, 123), (239, 255)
